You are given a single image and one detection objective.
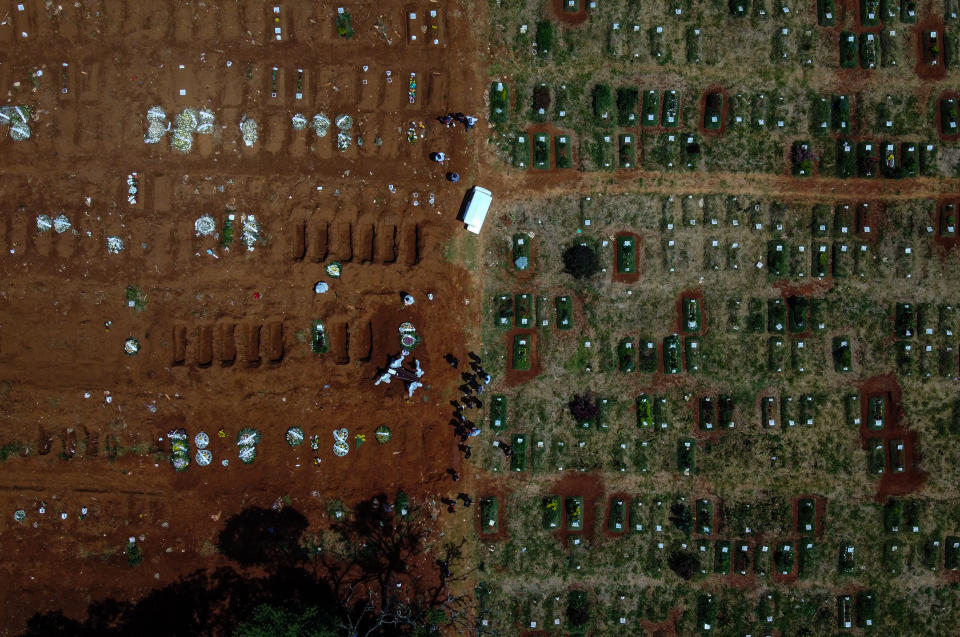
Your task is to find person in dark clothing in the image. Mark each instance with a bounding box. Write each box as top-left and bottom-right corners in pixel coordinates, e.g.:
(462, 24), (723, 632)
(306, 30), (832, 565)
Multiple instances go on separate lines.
(459, 383), (472, 394)
(437, 560), (451, 578)
(464, 446), (472, 459)
(469, 361), (482, 372)
(447, 172), (460, 183)
(444, 353), (459, 368)
(468, 351), (481, 363)
(438, 114), (454, 128)
(461, 372), (475, 382)
(448, 468), (460, 482)
(453, 112), (466, 123)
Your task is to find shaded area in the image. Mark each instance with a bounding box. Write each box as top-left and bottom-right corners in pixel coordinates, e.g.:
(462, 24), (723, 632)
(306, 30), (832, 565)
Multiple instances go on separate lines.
(23, 500), (472, 637)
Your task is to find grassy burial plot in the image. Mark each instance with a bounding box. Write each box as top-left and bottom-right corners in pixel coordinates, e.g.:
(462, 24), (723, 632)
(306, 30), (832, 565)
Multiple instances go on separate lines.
(837, 139), (856, 178)
(839, 31), (858, 68)
(490, 81), (509, 126)
(593, 83), (614, 126)
(543, 495), (562, 530)
(535, 20), (553, 57)
(792, 141), (814, 176)
(818, 0), (836, 24)
(696, 499), (713, 534)
(566, 496), (584, 531)
(510, 434), (528, 471)
(718, 395), (736, 428)
(797, 498), (816, 535)
(895, 303), (916, 338)
(661, 91), (680, 127)
(832, 95), (851, 132)
(769, 299), (786, 333)
(946, 537), (960, 569)
(617, 87), (639, 126)
(832, 337), (852, 372)
(686, 26), (703, 63)
(513, 134), (530, 169)
(696, 594), (717, 634)
(703, 91), (723, 130)
(618, 134), (635, 168)
(490, 395), (507, 429)
(787, 296), (808, 333)
(768, 240), (788, 277)
(678, 438), (695, 475)
(715, 541), (732, 574)
(857, 591), (877, 628)
(684, 337), (702, 372)
(901, 142), (918, 177)
(664, 334), (682, 374)
(335, 9), (354, 38)
(811, 97), (830, 134)
(555, 134), (572, 168)
(636, 393), (653, 429)
(857, 142), (877, 177)
(608, 497), (626, 532)
(941, 97), (959, 136)
(761, 396), (777, 428)
(774, 541), (795, 575)
(638, 338), (658, 372)
(512, 233), (531, 271)
(862, 0), (881, 26)
(512, 334), (532, 370)
(494, 294), (513, 328)
(884, 498), (904, 533)
(860, 32), (879, 70)
(866, 437), (885, 473)
(642, 90), (661, 127)
(682, 297), (701, 334)
(630, 498), (646, 532)
(618, 338), (636, 372)
(533, 133), (551, 170)
(555, 296), (573, 329)
(481, 497), (499, 533)
(616, 234), (638, 274)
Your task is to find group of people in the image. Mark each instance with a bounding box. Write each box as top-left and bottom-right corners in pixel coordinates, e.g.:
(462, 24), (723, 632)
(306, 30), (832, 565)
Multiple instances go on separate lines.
(429, 112), (479, 183)
(438, 112), (478, 129)
(440, 492), (473, 514)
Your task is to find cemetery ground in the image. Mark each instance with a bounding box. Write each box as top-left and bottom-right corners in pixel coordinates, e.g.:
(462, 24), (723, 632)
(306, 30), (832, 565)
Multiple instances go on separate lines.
(0, 1), (488, 633)
(5, 0), (960, 635)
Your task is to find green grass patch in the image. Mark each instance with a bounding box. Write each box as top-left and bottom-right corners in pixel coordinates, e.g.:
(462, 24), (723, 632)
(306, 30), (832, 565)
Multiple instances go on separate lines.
(490, 81), (509, 126)
(533, 133), (551, 169)
(490, 395), (507, 429)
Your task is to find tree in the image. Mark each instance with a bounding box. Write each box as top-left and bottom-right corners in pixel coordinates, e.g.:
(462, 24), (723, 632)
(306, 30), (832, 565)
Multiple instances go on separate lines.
(234, 604), (338, 637)
(562, 244), (600, 279)
(568, 393), (598, 422)
(668, 550), (700, 580)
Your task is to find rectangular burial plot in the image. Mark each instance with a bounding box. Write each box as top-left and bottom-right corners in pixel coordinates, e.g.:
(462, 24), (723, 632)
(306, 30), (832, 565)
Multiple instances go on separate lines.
(616, 234), (637, 274)
(512, 334), (532, 371)
(480, 497), (498, 533)
(514, 134), (530, 169)
(565, 496), (584, 531)
(642, 90), (661, 127)
(514, 293), (533, 328)
(510, 434), (529, 472)
(494, 294), (513, 328)
(490, 395), (507, 429)
(533, 133), (551, 169)
(543, 495), (562, 529)
(608, 497), (626, 532)
(555, 134), (573, 168)
(556, 296), (574, 330)
(663, 334), (681, 374)
(618, 134), (635, 168)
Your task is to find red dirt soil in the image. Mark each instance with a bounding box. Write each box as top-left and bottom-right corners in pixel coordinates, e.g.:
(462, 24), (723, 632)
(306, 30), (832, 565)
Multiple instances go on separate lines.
(550, 0), (589, 25)
(550, 472), (604, 548)
(0, 1), (487, 632)
(857, 374), (928, 501)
